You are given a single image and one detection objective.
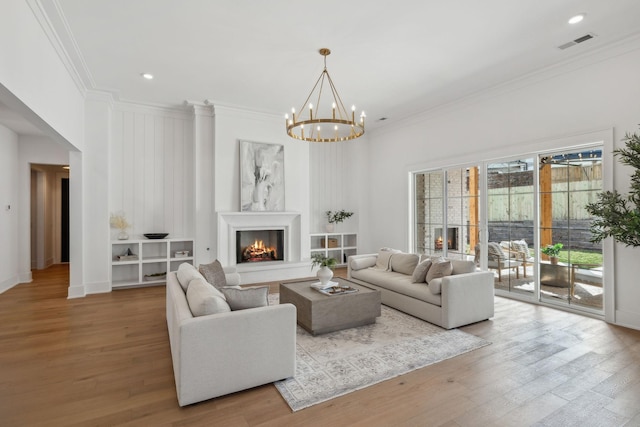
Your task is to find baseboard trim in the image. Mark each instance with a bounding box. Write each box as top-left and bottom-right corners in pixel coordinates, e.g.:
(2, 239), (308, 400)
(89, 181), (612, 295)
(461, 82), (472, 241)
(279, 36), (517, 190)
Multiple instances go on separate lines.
(85, 281), (112, 294)
(0, 276), (18, 294)
(19, 271), (33, 283)
(615, 309), (640, 331)
(67, 285), (85, 299)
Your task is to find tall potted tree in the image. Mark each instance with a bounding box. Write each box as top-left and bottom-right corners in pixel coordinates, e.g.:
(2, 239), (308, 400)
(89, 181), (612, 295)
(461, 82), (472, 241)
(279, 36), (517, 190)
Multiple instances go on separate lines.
(586, 126), (640, 247)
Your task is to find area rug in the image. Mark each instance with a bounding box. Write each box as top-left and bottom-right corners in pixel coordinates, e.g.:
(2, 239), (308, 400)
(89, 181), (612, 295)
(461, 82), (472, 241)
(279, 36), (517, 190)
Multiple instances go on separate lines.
(270, 294), (491, 412)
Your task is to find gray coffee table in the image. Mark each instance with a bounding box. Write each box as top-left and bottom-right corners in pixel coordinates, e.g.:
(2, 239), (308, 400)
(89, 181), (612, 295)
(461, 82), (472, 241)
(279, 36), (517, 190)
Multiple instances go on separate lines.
(279, 277), (381, 335)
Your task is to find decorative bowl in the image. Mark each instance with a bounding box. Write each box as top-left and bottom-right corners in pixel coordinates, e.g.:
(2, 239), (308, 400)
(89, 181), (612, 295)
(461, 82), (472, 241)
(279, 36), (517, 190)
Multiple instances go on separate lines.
(144, 233), (169, 239)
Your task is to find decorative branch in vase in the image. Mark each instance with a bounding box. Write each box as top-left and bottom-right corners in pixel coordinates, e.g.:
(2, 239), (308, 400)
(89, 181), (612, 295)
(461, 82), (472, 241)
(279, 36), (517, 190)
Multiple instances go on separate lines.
(325, 209), (354, 232)
(110, 212), (131, 240)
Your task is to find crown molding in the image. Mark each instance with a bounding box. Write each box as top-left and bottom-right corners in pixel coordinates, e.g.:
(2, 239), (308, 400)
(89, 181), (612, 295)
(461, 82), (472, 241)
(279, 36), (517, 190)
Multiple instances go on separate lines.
(27, 0), (90, 96)
(203, 99), (282, 121)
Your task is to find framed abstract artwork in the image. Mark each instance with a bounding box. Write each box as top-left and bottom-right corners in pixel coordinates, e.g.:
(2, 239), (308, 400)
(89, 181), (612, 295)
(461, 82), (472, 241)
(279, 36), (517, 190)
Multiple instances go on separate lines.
(240, 140), (285, 211)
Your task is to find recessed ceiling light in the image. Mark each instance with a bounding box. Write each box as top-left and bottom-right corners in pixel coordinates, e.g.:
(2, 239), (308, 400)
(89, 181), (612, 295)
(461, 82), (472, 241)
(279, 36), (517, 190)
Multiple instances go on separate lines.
(140, 73), (154, 80)
(568, 14), (585, 24)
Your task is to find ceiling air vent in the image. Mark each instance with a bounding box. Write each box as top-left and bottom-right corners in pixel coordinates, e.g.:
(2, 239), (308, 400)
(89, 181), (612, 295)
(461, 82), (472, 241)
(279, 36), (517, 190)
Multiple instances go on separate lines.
(558, 33), (596, 50)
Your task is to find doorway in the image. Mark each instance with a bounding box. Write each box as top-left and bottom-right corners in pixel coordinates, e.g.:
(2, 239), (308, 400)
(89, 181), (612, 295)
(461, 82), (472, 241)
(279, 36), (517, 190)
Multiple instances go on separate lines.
(30, 164), (70, 269)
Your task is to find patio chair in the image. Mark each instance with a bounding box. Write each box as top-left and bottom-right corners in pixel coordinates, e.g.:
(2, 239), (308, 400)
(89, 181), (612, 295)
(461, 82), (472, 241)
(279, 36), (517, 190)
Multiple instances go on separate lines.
(477, 242), (523, 282)
(501, 239), (535, 278)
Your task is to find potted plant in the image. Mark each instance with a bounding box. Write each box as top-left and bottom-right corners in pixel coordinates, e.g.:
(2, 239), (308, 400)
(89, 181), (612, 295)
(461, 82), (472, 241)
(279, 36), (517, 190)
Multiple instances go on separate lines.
(311, 253), (337, 286)
(586, 125), (640, 247)
(541, 242), (563, 264)
(325, 210), (354, 232)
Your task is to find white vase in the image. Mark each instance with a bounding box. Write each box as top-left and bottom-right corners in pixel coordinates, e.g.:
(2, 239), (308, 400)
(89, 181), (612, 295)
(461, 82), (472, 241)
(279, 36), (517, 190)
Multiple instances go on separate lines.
(325, 223), (335, 232)
(317, 266), (334, 286)
(117, 231), (129, 240)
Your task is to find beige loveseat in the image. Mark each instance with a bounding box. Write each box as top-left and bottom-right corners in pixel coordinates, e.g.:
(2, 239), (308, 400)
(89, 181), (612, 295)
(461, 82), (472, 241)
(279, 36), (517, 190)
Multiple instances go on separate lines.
(347, 252), (494, 329)
(166, 266), (296, 406)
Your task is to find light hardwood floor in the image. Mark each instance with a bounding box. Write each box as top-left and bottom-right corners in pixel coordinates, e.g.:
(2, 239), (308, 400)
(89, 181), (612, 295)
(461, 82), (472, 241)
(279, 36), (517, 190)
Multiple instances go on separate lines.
(1, 264), (639, 426)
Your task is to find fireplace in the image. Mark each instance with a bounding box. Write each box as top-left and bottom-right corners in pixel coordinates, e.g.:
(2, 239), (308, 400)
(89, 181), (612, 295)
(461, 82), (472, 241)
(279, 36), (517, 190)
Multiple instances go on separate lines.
(236, 229), (284, 264)
(434, 227), (459, 251)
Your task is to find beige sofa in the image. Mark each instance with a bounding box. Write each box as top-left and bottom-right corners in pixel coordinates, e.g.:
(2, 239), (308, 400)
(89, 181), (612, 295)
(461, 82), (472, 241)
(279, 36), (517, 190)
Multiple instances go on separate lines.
(347, 252), (494, 329)
(166, 269), (296, 406)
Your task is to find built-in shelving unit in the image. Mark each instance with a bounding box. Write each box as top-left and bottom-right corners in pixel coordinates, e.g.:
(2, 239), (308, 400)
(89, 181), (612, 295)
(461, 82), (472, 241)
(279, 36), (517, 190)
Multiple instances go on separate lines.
(309, 233), (357, 266)
(110, 238), (194, 289)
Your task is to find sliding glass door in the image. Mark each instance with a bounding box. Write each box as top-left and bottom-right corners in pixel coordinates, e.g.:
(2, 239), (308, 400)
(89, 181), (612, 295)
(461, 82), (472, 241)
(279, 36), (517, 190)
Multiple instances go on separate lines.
(486, 158), (536, 295)
(538, 149), (603, 312)
(412, 145), (604, 316)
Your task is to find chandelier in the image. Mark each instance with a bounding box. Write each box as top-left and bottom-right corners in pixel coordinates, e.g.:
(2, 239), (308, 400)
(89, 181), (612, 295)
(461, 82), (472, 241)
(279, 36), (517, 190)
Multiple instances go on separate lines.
(285, 48), (365, 142)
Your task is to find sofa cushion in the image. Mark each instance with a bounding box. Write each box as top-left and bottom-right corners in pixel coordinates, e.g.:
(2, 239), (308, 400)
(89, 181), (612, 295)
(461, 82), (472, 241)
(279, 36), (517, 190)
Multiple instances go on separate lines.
(221, 286), (269, 310)
(426, 258), (453, 283)
(186, 278), (231, 316)
(199, 259), (227, 289)
(411, 259), (432, 283)
(350, 268), (441, 306)
(390, 253), (420, 275)
(177, 262), (205, 292)
(351, 256), (377, 271)
(451, 259), (476, 275)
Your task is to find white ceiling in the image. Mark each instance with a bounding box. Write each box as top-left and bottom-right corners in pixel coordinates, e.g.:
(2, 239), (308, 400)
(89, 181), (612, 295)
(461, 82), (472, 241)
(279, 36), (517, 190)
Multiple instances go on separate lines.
(4, 0), (640, 135)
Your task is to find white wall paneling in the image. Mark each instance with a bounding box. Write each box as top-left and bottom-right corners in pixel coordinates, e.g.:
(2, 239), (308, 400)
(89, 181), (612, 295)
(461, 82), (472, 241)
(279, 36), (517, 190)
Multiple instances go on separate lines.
(110, 103), (195, 243)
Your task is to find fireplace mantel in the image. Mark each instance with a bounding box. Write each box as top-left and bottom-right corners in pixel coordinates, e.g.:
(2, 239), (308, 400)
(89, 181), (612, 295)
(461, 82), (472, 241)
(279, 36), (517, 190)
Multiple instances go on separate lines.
(216, 211), (302, 269)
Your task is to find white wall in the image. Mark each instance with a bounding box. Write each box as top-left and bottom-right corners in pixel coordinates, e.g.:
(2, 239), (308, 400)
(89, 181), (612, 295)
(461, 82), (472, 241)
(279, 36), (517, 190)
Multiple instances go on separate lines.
(0, 0), (84, 148)
(365, 40), (640, 329)
(0, 124), (19, 293)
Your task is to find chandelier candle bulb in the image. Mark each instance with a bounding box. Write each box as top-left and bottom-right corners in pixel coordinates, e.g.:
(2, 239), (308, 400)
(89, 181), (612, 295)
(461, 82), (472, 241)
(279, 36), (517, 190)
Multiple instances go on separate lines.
(332, 102), (336, 119)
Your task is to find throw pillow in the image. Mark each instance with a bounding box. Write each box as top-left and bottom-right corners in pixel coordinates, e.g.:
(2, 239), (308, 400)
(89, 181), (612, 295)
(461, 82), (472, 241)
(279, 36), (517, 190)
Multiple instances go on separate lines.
(511, 240), (531, 258)
(176, 262), (205, 292)
(428, 277), (443, 294)
(186, 278), (231, 316)
(425, 258), (453, 283)
(411, 259), (432, 283)
(375, 248), (400, 270)
(199, 259), (227, 289)
(350, 256), (377, 271)
(390, 253), (420, 275)
(221, 286), (269, 311)
(451, 259), (476, 275)
(487, 242), (507, 261)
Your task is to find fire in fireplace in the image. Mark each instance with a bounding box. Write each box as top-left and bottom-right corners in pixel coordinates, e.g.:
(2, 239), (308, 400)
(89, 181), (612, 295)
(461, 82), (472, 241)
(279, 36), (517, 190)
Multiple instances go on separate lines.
(236, 229), (284, 264)
(434, 227), (459, 250)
